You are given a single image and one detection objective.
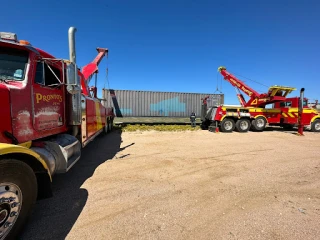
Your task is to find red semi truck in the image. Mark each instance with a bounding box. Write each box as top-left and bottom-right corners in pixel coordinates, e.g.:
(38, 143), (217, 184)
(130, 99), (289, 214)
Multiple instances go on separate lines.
(0, 27), (114, 239)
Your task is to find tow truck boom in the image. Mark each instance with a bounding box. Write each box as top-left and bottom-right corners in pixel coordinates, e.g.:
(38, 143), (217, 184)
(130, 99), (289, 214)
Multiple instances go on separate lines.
(218, 66), (296, 107)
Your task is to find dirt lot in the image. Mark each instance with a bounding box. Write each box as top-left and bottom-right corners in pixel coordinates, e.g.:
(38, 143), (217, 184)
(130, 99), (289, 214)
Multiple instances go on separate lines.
(21, 129), (320, 240)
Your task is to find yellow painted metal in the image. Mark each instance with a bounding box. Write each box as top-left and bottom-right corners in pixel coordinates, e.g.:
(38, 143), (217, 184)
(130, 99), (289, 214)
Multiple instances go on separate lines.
(0, 143), (51, 181)
(18, 141), (32, 148)
(95, 100), (102, 131)
(311, 115), (320, 123)
(287, 108), (316, 114)
(248, 108), (280, 113)
(268, 86), (296, 97)
(253, 115), (268, 122)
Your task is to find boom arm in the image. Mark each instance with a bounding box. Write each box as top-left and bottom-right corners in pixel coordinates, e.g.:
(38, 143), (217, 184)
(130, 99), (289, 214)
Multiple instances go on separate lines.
(80, 48), (108, 97)
(82, 48), (108, 81)
(218, 66), (297, 107)
(218, 66), (260, 106)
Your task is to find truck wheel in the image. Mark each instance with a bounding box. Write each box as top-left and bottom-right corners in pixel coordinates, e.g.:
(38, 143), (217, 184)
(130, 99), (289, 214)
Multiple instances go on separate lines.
(108, 119), (113, 132)
(103, 119), (110, 135)
(200, 124), (208, 130)
(235, 119), (251, 132)
(200, 120), (209, 130)
(311, 119), (320, 132)
(219, 118), (235, 133)
(0, 160), (37, 240)
(251, 116), (267, 132)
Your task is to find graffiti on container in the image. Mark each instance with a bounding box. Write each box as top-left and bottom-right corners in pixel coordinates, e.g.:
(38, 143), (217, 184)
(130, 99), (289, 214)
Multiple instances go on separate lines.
(150, 97), (186, 116)
(120, 108), (133, 115)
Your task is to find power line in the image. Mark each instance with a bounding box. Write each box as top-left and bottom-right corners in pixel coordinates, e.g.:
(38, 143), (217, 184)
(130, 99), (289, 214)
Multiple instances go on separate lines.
(231, 71), (269, 88)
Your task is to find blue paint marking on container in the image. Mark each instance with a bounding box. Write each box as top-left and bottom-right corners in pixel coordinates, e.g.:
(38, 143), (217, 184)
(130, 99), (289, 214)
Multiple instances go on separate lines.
(150, 96), (186, 116)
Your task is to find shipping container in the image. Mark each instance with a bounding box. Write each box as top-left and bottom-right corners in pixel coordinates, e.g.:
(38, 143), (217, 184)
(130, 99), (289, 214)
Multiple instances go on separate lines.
(102, 89), (224, 117)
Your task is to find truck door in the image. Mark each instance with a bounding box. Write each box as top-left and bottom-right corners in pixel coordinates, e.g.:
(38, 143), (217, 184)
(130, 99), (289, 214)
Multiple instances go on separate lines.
(280, 101), (297, 124)
(32, 60), (65, 131)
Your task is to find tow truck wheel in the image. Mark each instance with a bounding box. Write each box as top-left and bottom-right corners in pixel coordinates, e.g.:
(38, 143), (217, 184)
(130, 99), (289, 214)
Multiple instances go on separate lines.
(235, 119), (251, 132)
(103, 119), (110, 135)
(311, 119), (320, 132)
(219, 118), (235, 133)
(108, 119), (113, 132)
(0, 160), (37, 240)
(251, 116), (267, 132)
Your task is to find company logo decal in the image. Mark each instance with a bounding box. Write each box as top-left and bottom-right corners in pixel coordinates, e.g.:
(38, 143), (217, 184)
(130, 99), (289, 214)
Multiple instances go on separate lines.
(36, 93), (63, 104)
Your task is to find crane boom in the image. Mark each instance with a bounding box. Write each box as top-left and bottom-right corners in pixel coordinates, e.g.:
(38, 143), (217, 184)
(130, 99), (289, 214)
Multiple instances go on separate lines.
(218, 66), (297, 107)
(82, 48), (108, 81)
(218, 66), (260, 102)
(80, 48), (108, 97)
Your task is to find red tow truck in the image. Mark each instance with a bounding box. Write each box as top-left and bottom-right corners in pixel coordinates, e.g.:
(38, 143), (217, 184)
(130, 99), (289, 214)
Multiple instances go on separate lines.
(200, 66), (320, 133)
(0, 27), (114, 239)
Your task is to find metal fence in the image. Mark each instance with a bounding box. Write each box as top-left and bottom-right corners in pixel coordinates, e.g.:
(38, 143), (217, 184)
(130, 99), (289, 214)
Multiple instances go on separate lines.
(102, 89), (224, 117)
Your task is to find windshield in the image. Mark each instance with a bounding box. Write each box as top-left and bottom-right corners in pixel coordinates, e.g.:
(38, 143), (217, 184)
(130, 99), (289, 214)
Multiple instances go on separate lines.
(0, 47), (29, 81)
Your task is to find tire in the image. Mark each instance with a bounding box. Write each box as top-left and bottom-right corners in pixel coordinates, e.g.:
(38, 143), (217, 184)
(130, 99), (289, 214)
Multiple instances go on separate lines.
(219, 118), (235, 133)
(200, 121), (209, 130)
(108, 119), (113, 132)
(200, 124), (208, 130)
(311, 119), (320, 132)
(235, 119), (251, 132)
(0, 160), (37, 240)
(250, 116), (267, 132)
(103, 119), (110, 135)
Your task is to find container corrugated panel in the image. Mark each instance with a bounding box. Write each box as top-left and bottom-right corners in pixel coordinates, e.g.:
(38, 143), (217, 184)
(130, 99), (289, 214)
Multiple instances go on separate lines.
(102, 89), (224, 117)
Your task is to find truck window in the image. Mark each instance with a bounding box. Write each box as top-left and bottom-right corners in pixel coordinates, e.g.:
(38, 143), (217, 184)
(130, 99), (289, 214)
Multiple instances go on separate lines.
(44, 63), (61, 86)
(0, 47), (29, 81)
(35, 62), (44, 84)
(280, 101), (292, 107)
(35, 61), (61, 87)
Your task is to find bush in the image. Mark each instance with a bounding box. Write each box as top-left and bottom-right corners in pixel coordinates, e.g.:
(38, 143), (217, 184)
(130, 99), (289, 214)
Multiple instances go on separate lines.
(117, 124), (200, 132)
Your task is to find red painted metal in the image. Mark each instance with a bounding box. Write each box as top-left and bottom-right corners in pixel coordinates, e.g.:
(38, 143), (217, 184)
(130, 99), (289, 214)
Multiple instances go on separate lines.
(210, 104), (319, 130)
(0, 33), (114, 145)
(297, 88), (305, 136)
(0, 84), (12, 143)
(82, 48), (108, 82)
(218, 66), (296, 108)
(219, 67), (260, 103)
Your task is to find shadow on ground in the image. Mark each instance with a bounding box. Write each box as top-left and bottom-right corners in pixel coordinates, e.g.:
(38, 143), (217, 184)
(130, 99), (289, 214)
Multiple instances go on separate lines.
(19, 128), (128, 240)
(263, 126), (313, 135)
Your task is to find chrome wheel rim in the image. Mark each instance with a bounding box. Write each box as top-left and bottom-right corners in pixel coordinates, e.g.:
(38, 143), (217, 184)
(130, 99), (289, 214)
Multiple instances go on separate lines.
(315, 122), (320, 131)
(240, 121), (249, 130)
(0, 183), (22, 239)
(256, 119), (265, 128)
(224, 121), (233, 131)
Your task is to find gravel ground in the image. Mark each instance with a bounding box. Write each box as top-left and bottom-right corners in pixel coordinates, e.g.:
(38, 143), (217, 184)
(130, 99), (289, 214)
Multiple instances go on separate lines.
(20, 129), (320, 240)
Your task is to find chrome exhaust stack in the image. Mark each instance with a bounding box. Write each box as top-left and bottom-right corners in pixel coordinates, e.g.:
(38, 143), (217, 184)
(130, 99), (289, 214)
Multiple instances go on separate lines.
(67, 27), (81, 136)
(68, 27), (77, 64)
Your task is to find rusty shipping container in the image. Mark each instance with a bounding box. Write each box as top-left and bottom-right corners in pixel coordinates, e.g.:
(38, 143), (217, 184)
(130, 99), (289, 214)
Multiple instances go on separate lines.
(102, 89), (224, 117)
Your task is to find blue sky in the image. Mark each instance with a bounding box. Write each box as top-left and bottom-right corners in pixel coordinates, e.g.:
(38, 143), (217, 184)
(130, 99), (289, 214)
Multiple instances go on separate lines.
(3, 0), (320, 104)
